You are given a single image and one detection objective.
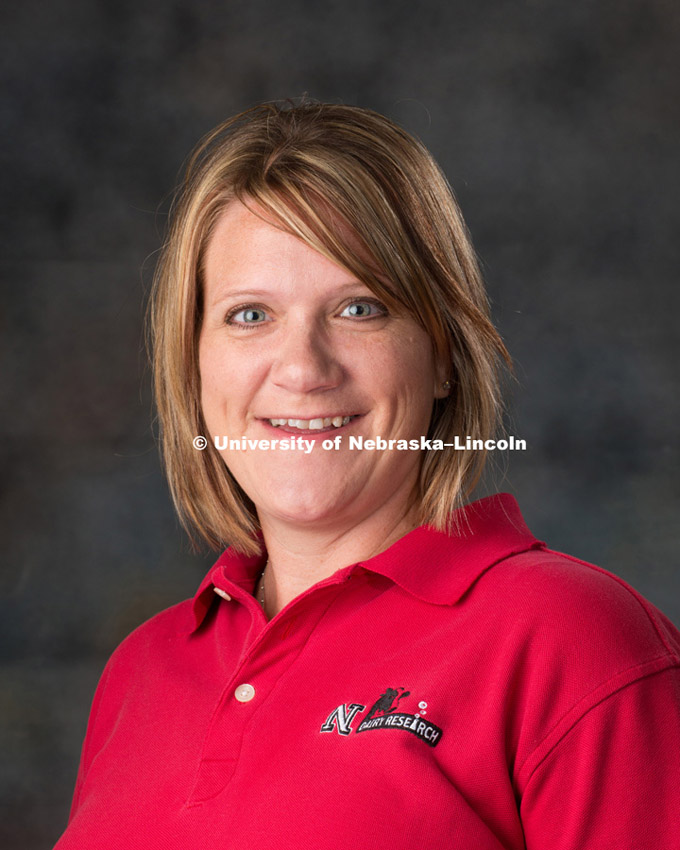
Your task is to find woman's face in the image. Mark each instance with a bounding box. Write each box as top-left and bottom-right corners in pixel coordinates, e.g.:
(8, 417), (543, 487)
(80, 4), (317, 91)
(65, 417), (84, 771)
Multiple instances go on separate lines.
(199, 200), (447, 532)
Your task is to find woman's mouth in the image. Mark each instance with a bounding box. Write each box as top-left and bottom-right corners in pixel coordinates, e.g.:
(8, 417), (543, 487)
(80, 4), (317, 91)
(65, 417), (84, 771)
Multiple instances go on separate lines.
(263, 415), (359, 434)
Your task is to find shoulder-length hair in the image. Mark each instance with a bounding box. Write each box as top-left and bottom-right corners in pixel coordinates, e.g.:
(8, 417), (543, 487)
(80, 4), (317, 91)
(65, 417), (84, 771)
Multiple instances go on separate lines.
(150, 100), (511, 554)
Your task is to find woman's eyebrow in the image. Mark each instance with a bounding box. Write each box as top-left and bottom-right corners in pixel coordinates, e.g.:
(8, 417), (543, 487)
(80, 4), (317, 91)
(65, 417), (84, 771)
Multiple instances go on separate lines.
(205, 279), (378, 306)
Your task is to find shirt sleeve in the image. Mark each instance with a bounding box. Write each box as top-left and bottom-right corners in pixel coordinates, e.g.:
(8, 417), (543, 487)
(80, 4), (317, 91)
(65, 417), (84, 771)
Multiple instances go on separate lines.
(520, 665), (680, 849)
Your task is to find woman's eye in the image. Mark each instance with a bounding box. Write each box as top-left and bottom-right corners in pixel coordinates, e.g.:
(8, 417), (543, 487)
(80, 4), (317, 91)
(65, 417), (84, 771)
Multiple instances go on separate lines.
(340, 300), (386, 319)
(226, 306), (269, 326)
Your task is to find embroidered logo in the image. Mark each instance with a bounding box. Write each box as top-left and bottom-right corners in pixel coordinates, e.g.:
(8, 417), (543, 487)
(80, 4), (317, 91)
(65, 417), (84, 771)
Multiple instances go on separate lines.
(320, 687), (443, 747)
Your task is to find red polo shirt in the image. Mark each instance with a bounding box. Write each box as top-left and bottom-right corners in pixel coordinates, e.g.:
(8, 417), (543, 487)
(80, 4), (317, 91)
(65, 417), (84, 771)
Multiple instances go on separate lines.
(55, 494), (680, 849)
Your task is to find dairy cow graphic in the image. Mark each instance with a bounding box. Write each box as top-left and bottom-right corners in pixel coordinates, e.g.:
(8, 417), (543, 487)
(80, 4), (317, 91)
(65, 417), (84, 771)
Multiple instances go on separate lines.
(365, 687), (410, 720)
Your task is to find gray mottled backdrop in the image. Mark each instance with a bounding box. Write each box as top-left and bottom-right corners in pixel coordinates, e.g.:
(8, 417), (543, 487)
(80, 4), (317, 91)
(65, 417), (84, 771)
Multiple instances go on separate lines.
(2, 0), (678, 846)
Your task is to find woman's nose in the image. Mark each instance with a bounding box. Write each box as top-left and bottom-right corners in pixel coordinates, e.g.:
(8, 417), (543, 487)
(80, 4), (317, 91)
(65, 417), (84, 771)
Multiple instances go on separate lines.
(270, 322), (343, 394)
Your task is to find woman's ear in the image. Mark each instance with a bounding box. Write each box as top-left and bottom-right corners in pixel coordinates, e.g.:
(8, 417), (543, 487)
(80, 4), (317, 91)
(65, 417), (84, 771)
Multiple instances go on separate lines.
(433, 356), (451, 399)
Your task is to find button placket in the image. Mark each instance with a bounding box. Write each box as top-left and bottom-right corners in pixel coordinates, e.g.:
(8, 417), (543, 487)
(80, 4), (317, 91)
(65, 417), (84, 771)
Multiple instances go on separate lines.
(188, 580), (351, 805)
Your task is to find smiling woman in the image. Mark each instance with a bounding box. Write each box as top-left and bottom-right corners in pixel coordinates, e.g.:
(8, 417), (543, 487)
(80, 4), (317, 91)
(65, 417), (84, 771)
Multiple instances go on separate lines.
(55, 102), (680, 850)
(150, 101), (509, 561)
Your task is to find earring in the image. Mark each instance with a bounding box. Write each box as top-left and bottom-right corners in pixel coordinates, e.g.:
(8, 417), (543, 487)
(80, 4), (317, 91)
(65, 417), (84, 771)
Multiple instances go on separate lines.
(442, 380), (451, 391)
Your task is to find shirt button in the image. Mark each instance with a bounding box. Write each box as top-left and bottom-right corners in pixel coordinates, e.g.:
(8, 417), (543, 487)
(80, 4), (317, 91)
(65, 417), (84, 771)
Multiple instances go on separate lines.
(235, 683), (255, 703)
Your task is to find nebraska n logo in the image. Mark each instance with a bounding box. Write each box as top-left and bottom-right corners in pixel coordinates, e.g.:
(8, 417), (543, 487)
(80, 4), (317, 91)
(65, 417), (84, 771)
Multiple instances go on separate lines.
(320, 703), (366, 736)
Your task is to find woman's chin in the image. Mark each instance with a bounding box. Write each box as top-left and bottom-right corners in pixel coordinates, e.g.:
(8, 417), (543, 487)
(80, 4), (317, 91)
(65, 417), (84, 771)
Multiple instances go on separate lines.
(237, 465), (366, 529)
(258, 495), (352, 529)
(250, 478), (361, 529)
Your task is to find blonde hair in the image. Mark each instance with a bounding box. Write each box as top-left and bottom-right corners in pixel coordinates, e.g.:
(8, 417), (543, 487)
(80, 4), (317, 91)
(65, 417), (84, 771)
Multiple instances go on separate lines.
(150, 100), (511, 553)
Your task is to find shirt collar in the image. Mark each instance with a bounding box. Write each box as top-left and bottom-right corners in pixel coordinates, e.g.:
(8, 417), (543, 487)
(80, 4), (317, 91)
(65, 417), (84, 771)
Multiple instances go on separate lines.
(357, 493), (543, 605)
(188, 493), (543, 633)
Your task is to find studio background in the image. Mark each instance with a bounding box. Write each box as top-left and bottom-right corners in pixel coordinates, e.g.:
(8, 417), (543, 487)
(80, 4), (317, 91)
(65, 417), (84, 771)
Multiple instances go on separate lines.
(2, 1), (678, 846)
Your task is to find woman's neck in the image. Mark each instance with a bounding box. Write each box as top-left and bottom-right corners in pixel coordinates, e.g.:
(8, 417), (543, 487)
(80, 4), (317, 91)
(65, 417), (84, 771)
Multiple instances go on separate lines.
(258, 500), (420, 619)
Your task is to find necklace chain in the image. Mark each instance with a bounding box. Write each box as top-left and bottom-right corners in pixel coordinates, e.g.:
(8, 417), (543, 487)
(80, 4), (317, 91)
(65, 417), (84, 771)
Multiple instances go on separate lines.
(257, 560), (269, 610)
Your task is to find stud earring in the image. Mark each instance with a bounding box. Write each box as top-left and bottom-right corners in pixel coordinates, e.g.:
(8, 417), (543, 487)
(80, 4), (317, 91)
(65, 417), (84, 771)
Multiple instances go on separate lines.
(442, 380), (451, 391)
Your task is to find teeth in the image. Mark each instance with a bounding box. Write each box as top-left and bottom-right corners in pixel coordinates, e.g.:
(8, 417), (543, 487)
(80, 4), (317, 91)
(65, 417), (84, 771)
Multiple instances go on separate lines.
(268, 416), (352, 429)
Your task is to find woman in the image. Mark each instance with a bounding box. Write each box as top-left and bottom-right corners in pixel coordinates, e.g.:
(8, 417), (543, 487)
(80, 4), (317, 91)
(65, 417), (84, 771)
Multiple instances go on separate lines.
(56, 102), (680, 849)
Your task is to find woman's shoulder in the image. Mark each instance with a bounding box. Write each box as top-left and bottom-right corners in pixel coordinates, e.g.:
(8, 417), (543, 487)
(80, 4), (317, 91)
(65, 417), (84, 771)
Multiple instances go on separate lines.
(76, 598), (200, 746)
(485, 545), (679, 659)
(466, 544), (680, 727)
(477, 547), (680, 802)
(97, 596), (198, 683)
